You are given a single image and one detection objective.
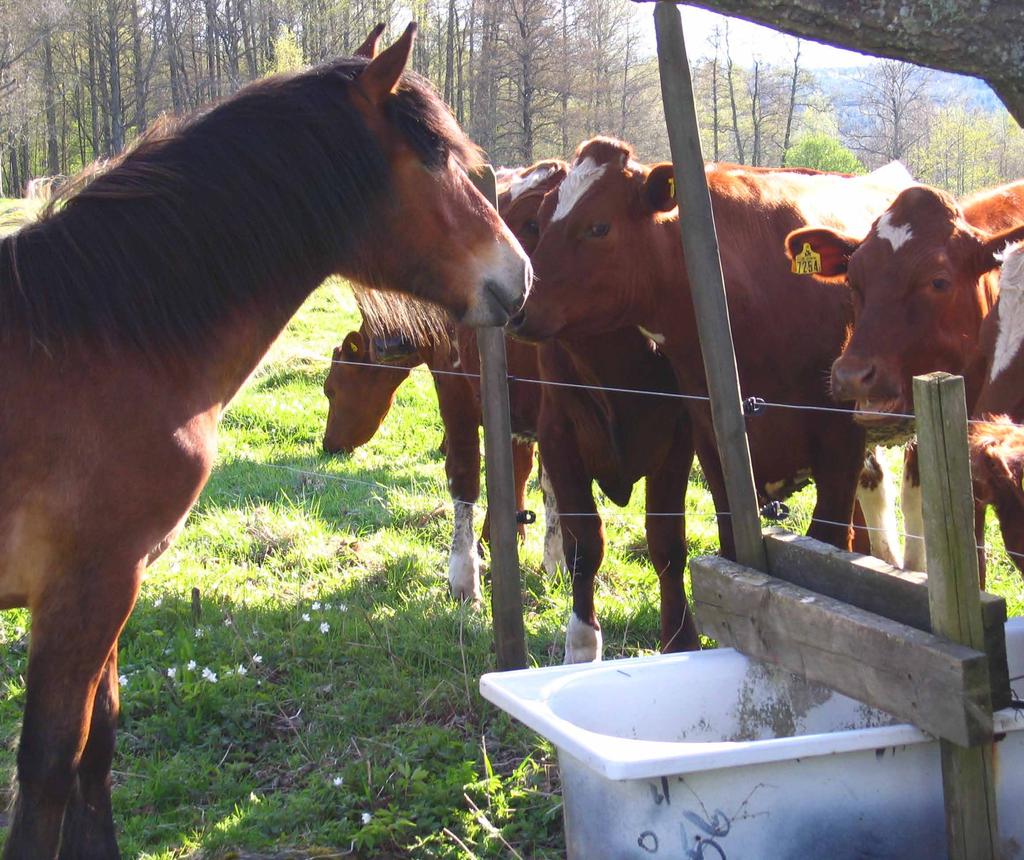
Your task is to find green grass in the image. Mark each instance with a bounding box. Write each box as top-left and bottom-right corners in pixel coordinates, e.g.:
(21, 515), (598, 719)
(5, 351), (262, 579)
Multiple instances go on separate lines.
(0, 282), (1021, 857)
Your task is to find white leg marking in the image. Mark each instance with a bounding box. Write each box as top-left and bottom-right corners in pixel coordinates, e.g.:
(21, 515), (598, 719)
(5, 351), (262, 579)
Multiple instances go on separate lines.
(564, 611), (602, 664)
(540, 466), (565, 575)
(856, 452), (902, 567)
(901, 470), (926, 571)
(448, 500), (481, 602)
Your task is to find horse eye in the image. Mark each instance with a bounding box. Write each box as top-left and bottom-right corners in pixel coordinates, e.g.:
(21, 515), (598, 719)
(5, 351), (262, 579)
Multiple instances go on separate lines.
(932, 278), (951, 292)
(525, 219), (540, 235)
(589, 223), (610, 239)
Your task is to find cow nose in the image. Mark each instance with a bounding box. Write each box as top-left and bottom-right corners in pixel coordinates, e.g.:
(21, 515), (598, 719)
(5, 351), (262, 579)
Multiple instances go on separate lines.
(831, 357), (877, 401)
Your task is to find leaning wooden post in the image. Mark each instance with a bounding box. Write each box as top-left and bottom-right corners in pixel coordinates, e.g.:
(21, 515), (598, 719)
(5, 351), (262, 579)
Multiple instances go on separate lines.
(913, 371), (998, 860)
(471, 165), (528, 671)
(653, 2), (765, 571)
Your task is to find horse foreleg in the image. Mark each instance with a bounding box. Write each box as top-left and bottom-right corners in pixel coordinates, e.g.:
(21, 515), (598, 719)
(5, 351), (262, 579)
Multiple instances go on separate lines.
(645, 418), (699, 653)
(6, 567), (139, 860)
(58, 648), (121, 860)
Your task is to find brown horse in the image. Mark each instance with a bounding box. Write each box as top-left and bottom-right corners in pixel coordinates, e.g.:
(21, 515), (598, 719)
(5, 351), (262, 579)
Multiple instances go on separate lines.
(0, 25), (529, 859)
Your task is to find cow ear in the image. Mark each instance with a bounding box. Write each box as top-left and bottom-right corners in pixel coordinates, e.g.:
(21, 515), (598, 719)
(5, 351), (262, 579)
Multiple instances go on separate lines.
(354, 23), (386, 59)
(643, 163), (677, 213)
(357, 22), (415, 105)
(785, 227), (859, 281)
(340, 331), (365, 359)
(973, 225), (1024, 277)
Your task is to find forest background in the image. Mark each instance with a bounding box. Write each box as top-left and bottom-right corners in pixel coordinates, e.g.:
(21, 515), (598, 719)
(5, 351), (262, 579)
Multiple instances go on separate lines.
(2, 0), (1023, 197)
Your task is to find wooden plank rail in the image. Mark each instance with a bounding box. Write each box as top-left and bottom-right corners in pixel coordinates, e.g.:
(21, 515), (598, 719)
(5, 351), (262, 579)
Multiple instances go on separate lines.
(763, 529), (1009, 709)
(691, 555), (994, 748)
(914, 372), (998, 859)
(470, 166), (528, 672)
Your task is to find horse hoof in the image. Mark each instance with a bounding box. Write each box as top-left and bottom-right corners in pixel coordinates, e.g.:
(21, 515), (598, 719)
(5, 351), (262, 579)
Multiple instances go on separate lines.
(563, 612), (602, 664)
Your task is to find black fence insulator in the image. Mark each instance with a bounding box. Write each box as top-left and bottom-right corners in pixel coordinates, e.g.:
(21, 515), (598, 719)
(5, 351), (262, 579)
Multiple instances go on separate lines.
(516, 509), (537, 525)
(743, 396), (766, 417)
(760, 500), (790, 522)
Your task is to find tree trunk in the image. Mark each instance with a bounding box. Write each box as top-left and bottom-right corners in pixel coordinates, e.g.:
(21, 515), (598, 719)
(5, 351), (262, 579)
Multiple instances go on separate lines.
(725, 25), (744, 163)
(657, 0), (1024, 126)
(107, 0), (124, 154)
(782, 38), (801, 157)
(164, 0), (183, 111)
(42, 32), (60, 175)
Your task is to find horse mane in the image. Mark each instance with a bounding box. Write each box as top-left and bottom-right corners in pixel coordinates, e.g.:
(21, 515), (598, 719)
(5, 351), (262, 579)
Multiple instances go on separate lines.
(0, 57), (480, 361)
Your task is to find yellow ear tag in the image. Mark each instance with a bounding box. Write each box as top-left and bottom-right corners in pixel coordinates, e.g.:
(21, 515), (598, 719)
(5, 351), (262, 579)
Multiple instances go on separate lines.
(792, 242), (822, 275)
(667, 177), (675, 202)
(348, 341), (359, 354)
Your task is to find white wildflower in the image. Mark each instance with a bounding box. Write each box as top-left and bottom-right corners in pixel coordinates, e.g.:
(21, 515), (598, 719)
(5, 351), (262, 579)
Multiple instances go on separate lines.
(301, 613), (310, 622)
(166, 667), (177, 679)
(320, 622), (330, 634)
(194, 628), (204, 638)
(332, 776), (344, 787)
(361, 812), (372, 825)
(118, 674), (128, 687)
(237, 664), (248, 676)
(187, 660), (197, 671)
(201, 667), (218, 683)
(153, 598), (163, 608)
(312, 601), (321, 611)
(252, 654), (263, 665)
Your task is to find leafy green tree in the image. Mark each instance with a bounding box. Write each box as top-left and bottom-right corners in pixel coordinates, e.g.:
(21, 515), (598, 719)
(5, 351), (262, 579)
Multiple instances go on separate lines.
(784, 133), (864, 174)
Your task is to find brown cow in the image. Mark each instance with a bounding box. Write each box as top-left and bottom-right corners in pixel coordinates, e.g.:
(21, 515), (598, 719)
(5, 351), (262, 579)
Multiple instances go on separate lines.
(511, 137), (916, 560)
(786, 180), (1024, 570)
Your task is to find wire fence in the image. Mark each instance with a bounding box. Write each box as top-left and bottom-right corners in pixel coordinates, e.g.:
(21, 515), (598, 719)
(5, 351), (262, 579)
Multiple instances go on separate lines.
(251, 352), (1024, 571)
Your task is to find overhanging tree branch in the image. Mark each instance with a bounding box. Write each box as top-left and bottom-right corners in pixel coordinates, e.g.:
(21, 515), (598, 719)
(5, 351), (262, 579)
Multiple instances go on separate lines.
(633, 0), (1024, 126)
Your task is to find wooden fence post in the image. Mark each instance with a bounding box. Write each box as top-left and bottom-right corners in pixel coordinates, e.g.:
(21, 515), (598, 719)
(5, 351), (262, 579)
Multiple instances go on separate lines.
(653, 1), (765, 571)
(913, 371), (998, 860)
(471, 165), (528, 671)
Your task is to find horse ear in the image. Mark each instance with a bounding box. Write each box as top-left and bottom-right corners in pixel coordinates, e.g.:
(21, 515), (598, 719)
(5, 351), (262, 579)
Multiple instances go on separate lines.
(643, 163), (676, 213)
(973, 226), (1024, 277)
(785, 227), (859, 281)
(354, 23), (386, 59)
(357, 22), (416, 105)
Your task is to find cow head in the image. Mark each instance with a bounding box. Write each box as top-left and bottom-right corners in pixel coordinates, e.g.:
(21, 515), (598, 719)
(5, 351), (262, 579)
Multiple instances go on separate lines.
(497, 159), (568, 255)
(786, 185), (1024, 424)
(971, 418), (1024, 577)
(510, 138), (677, 341)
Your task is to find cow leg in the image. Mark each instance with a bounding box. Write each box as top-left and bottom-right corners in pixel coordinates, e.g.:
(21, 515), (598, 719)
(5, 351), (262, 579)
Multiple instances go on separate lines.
(854, 448), (903, 566)
(539, 463), (565, 575)
(6, 564), (140, 860)
(693, 430), (734, 560)
(645, 419), (699, 653)
(902, 442), (926, 571)
(433, 373), (482, 601)
(59, 649), (121, 860)
(512, 439), (534, 542)
(539, 410), (603, 662)
(806, 424), (864, 551)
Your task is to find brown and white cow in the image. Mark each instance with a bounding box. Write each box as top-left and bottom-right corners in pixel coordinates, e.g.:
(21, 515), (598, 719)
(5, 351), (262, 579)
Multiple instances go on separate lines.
(970, 242), (1024, 576)
(786, 180), (1024, 570)
(511, 137), (916, 560)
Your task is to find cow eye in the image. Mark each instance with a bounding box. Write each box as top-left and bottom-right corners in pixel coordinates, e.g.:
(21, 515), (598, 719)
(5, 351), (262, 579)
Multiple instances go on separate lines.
(932, 278), (951, 293)
(589, 223), (610, 239)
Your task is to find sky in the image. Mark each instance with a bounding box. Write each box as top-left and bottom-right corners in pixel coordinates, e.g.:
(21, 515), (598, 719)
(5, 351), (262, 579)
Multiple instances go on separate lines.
(637, 6), (877, 69)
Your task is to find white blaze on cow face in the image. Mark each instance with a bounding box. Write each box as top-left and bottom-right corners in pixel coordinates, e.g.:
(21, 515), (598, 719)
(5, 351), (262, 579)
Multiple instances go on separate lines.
(552, 157), (606, 222)
(875, 211), (914, 252)
(990, 242), (1024, 382)
(447, 500), (481, 602)
(509, 165), (555, 202)
(564, 611), (602, 664)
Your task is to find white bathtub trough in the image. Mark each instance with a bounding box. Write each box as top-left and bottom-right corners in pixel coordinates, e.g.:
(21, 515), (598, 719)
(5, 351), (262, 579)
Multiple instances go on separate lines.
(481, 620), (1024, 859)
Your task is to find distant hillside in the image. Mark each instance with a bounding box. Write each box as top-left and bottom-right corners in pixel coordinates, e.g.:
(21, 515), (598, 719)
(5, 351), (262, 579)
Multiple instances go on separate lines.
(815, 66), (1003, 115)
